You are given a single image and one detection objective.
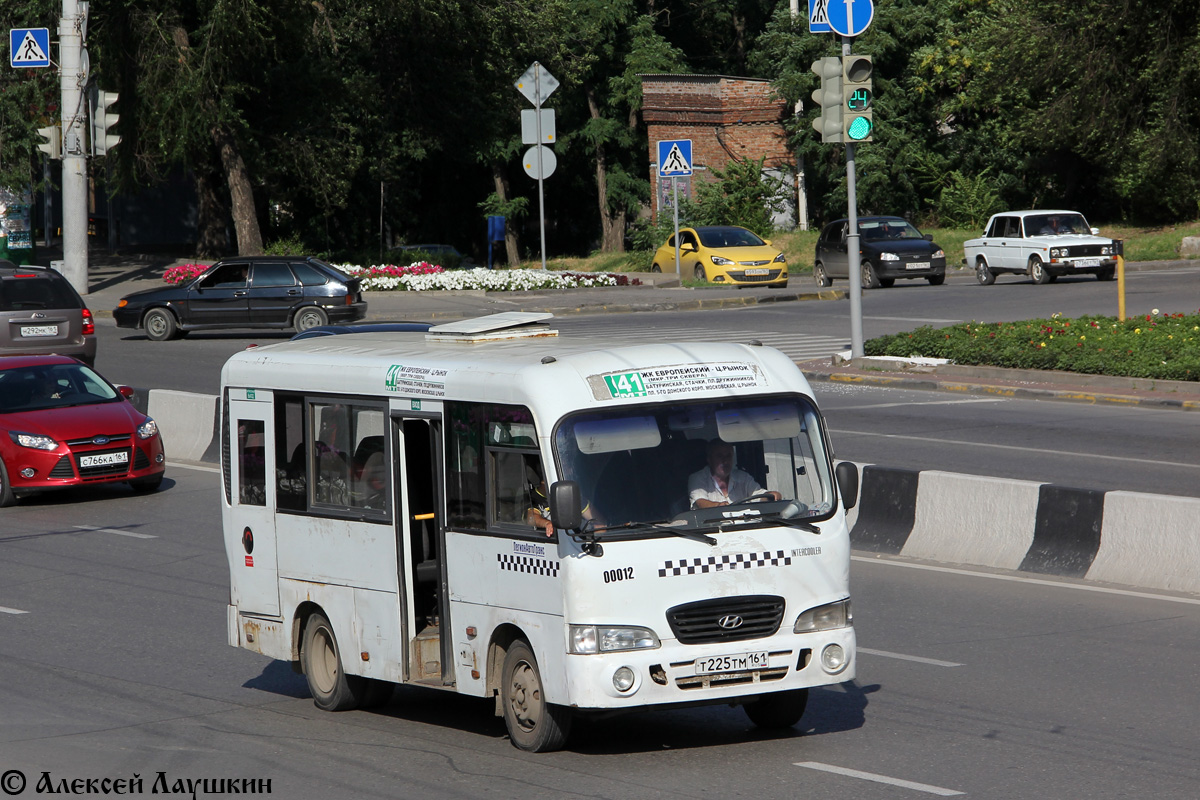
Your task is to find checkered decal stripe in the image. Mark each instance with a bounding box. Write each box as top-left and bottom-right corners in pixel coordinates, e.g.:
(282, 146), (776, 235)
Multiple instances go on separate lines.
(498, 553), (560, 577)
(658, 551), (792, 577)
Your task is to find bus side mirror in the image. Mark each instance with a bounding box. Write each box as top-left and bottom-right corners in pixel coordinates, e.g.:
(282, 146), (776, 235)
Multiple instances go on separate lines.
(836, 462), (859, 511)
(549, 480), (582, 532)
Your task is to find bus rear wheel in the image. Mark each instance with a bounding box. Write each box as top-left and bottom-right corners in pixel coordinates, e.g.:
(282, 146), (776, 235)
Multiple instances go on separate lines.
(302, 611), (367, 711)
(502, 640), (571, 752)
(743, 688), (809, 729)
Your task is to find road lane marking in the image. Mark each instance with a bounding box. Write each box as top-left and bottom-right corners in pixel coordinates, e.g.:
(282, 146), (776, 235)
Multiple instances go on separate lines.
(832, 398), (1004, 410)
(852, 556), (1200, 606)
(830, 429), (1200, 470)
(858, 648), (963, 667)
(0, 606), (29, 615)
(169, 462), (220, 473)
(794, 762), (964, 796)
(74, 525), (156, 540)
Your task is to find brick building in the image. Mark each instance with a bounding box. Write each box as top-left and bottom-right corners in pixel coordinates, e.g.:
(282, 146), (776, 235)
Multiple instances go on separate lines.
(641, 74), (796, 229)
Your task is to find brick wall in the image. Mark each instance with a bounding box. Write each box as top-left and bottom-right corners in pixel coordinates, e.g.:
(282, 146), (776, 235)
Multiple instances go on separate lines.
(642, 74), (794, 225)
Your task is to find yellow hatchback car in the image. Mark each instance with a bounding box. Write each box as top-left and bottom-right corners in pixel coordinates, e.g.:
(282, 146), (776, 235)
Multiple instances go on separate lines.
(652, 226), (788, 287)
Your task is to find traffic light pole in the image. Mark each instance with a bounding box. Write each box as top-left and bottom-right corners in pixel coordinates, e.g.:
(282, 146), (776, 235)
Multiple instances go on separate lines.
(843, 37), (864, 358)
(58, 0), (88, 295)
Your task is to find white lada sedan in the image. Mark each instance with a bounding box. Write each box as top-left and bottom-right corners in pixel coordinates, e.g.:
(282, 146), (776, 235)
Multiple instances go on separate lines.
(964, 210), (1120, 285)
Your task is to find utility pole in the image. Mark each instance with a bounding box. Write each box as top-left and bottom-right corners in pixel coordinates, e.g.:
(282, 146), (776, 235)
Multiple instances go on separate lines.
(58, 0), (88, 295)
(842, 36), (863, 358)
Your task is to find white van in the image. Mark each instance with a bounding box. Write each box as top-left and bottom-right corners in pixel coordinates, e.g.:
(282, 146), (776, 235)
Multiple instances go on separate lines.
(221, 312), (858, 751)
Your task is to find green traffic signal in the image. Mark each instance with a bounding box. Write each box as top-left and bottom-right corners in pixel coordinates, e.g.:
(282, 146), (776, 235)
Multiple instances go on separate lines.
(846, 116), (873, 141)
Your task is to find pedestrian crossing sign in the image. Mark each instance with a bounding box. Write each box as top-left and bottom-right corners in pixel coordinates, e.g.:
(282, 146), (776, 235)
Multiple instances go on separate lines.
(657, 139), (693, 177)
(10, 28), (51, 68)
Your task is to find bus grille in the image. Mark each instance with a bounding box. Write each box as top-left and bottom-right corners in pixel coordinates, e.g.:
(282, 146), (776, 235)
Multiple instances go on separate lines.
(667, 595), (785, 645)
(675, 666), (789, 690)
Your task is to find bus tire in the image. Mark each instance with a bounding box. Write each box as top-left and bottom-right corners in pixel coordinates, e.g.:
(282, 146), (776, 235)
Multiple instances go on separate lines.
(743, 688), (809, 729)
(302, 611), (364, 712)
(502, 640), (571, 752)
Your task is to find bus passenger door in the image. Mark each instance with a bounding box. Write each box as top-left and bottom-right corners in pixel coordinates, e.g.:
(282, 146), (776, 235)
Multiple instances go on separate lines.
(227, 392), (279, 617)
(393, 414), (451, 685)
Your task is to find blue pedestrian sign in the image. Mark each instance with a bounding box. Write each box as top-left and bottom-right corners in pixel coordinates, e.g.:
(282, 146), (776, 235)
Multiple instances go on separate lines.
(826, 0), (874, 38)
(808, 0), (832, 33)
(657, 139), (693, 177)
(10, 28), (51, 69)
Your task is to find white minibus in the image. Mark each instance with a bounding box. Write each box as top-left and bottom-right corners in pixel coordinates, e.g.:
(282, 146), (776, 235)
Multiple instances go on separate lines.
(221, 312), (858, 751)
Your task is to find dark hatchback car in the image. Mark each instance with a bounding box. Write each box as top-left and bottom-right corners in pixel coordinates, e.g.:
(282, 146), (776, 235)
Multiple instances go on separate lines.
(0, 262), (97, 366)
(114, 256), (366, 340)
(813, 216), (947, 289)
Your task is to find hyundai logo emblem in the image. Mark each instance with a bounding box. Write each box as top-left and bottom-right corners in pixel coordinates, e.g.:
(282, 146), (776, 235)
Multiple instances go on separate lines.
(91, 435), (110, 445)
(717, 614), (744, 630)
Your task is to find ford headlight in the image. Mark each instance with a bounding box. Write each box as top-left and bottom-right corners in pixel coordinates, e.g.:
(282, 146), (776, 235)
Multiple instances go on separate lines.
(879, 252), (899, 261)
(137, 417), (159, 440)
(710, 255), (734, 266)
(793, 599), (852, 633)
(569, 625), (660, 654)
(10, 431), (59, 451)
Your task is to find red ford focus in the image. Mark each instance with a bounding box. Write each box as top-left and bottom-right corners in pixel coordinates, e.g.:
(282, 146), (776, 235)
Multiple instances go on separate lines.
(0, 355), (165, 506)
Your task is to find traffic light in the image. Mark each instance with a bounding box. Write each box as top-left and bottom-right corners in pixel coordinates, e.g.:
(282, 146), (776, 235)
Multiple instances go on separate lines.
(810, 57), (843, 143)
(36, 125), (61, 160)
(90, 88), (120, 156)
(842, 55), (874, 142)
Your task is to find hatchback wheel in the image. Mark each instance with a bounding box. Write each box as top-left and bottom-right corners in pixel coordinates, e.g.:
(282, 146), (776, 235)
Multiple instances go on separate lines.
(294, 307), (329, 333)
(861, 261), (881, 290)
(693, 264), (707, 282)
(0, 459), (17, 508)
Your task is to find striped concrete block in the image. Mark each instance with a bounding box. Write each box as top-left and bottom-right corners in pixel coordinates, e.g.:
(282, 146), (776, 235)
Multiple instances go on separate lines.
(1088, 491), (1200, 594)
(904, 471), (1040, 570)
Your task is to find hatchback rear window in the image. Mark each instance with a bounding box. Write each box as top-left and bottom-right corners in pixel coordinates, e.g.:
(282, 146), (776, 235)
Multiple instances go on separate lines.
(0, 277), (82, 311)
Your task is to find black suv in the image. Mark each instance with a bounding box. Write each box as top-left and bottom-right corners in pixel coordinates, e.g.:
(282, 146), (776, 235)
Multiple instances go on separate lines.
(113, 256), (367, 340)
(814, 216), (947, 289)
(0, 262), (97, 366)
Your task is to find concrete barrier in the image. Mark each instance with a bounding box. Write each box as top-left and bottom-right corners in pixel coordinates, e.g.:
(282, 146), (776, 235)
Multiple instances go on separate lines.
(159, 397), (1200, 595)
(148, 389), (220, 463)
(845, 464), (1200, 595)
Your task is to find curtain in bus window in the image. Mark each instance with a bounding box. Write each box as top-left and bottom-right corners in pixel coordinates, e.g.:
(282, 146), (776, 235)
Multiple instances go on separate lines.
(237, 419), (266, 506)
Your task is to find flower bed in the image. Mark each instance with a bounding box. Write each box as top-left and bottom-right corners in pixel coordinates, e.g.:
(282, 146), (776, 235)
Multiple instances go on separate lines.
(161, 261), (642, 292)
(864, 310), (1200, 382)
(338, 264), (641, 292)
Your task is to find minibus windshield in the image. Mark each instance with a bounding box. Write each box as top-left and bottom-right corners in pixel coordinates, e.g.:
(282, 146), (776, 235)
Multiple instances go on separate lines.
(553, 395), (835, 533)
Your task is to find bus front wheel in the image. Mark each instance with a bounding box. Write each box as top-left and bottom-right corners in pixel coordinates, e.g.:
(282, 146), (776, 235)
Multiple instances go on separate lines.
(502, 640), (572, 752)
(302, 611), (366, 711)
(743, 688), (809, 729)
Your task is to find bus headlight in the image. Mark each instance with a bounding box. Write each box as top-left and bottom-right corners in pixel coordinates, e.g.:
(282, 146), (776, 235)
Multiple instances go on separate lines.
(793, 599), (852, 633)
(569, 625), (660, 654)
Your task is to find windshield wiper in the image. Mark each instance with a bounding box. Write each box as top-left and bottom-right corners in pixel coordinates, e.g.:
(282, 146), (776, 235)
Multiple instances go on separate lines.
(599, 519), (717, 546)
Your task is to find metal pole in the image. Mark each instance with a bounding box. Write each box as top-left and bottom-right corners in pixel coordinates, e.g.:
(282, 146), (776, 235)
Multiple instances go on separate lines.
(535, 64), (547, 270)
(790, 0), (809, 231)
(42, 156), (52, 247)
(673, 177), (680, 275)
(843, 36), (864, 358)
(59, 0), (88, 295)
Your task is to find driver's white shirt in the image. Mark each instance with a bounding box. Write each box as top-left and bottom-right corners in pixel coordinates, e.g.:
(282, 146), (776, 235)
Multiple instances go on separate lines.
(688, 466), (767, 508)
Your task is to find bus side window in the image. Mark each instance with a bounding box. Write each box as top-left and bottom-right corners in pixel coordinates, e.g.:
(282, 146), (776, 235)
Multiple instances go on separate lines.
(275, 396), (306, 511)
(237, 419), (266, 506)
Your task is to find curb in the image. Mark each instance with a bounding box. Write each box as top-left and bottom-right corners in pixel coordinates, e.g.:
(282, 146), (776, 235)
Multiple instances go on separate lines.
(801, 365), (1200, 412)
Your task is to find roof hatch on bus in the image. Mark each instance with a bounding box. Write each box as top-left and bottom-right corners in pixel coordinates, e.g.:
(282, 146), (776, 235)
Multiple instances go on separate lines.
(426, 312), (557, 343)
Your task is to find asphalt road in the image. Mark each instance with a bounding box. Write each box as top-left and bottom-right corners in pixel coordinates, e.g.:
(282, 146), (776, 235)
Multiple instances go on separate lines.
(1, 463), (1197, 798)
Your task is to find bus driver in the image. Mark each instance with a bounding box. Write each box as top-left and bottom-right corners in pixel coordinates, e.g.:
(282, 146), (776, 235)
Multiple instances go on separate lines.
(688, 439), (780, 509)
